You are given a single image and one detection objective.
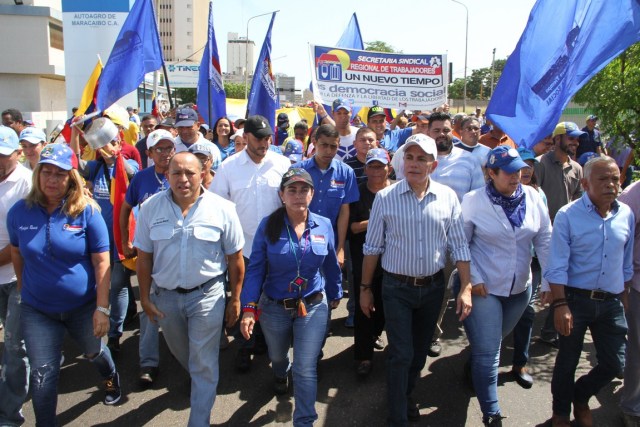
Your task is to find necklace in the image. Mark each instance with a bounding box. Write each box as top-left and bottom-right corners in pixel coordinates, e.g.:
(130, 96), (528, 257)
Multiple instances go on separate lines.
(154, 170), (167, 190)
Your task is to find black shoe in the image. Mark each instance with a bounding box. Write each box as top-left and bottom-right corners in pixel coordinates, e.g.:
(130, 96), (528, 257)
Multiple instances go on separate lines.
(373, 336), (385, 350)
(511, 366), (533, 389)
(274, 376), (289, 395)
(107, 337), (120, 354)
(139, 366), (158, 386)
(483, 414), (505, 426)
(356, 360), (372, 378)
(407, 397), (420, 422)
(104, 372), (122, 405)
(464, 358), (474, 391)
(539, 335), (559, 348)
(428, 340), (441, 357)
(235, 348), (252, 373)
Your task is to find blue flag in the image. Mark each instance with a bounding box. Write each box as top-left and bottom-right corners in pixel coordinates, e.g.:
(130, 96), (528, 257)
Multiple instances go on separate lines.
(487, 0), (640, 149)
(96, 0), (164, 111)
(337, 13), (364, 50)
(247, 12), (278, 130)
(197, 2), (226, 128)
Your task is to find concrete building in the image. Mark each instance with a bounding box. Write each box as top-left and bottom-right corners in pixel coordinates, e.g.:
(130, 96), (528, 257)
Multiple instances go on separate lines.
(227, 32), (255, 78)
(156, 0), (207, 63)
(276, 74), (296, 104)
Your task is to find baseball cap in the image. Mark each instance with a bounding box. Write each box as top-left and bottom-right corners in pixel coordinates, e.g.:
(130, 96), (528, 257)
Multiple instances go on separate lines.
(277, 112), (289, 128)
(147, 129), (176, 149)
(367, 105), (386, 121)
(103, 104), (129, 128)
(283, 139), (304, 162)
(332, 98), (351, 113)
(230, 128), (244, 141)
(517, 147), (537, 163)
(189, 142), (216, 160)
(578, 152), (599, 167)
(155, 117), (175, 129)
(365, 148), (390, 165)
(244, 115), (273, 139)
(413, 113), (431, 124)
(39, 143), (74, 171)
(280, 167), (314, 189)
(586, 114), (598, 121)
(402, 134), (437, 158)
(552, 122), (586, 138)
(487, 146), (529, 173)
(126, 106), (134, 112)
(174, 108), (198, 127)
(83, 117), (119, 150)
(19, 127), (47, 145)
(0, 126), (19, 155)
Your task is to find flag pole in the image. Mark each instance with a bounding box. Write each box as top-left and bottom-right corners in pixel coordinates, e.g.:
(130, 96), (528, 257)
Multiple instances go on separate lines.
(208, 79), (212, 127)
(162, 62), (174, 109)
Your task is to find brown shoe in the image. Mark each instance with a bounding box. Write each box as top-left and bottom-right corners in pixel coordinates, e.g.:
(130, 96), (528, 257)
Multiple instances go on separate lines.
(573, 401), (593, 427)
(551, 413), (571, 427)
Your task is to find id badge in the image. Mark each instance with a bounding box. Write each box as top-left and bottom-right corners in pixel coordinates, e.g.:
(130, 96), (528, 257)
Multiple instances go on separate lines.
(289, 276), (308, 292)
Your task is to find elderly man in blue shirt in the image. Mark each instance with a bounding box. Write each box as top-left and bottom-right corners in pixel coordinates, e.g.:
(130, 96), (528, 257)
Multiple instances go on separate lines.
(544, 156), (634, 427)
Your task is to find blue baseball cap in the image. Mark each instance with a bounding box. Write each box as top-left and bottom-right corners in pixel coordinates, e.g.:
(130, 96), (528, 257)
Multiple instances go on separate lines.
(0, 126), (20, 155)
(365, 148), (390, 165)
(174, 108), (199, 127)
(332, 98), (351, 113)
(553, 122), (586, 138)
(39, 143), (74, 171)
(283, 139), (304, 162)
(517, 147), (537, 163)
(487, 146), (529, 173)
(19, 127), (47, 145)
(578, 152), (599, 167)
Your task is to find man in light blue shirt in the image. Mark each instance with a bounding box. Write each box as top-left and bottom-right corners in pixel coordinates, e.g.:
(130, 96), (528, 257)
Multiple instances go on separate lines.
(544, 156), (634, 427)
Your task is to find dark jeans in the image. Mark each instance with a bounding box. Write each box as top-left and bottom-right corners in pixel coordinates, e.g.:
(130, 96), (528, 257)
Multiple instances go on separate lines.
(551, 288), (627, 416)
(382, 271), (445, 427)
(353, 273), (385, 361)
(512, 257), (542, 367)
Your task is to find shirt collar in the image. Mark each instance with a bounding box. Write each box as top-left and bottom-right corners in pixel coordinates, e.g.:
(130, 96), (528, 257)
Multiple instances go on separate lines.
(581, 191), (620, 215)
(283, 210), (318, 230)
(398, 177), (437, 198)
(311, 156), (335, 171)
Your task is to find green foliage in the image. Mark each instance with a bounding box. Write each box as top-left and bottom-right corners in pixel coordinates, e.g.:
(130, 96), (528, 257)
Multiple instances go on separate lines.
(574, 42), (640, 146)
(447, 59), (507, 100)
(365, 41), (400, 53)
(225, 82), (248, 99)
(174, 88), (196, 104)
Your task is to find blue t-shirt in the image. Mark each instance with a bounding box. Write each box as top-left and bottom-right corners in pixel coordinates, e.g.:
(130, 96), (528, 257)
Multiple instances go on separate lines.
(8, 200), (110, 313)
(380, 127), (413, 154)
(125, 166), (168, 208)
(215, 140), (235, 161)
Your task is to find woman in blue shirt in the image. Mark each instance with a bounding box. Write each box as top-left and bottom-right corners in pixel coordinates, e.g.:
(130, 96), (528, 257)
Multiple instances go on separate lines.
(8, 144), (121, 426)
(240, 168), (342, 427)
(212, 116), (235, 161)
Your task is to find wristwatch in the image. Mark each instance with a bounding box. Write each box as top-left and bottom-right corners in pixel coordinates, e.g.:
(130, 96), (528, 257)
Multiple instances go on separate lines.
(96, 306), (111, 316)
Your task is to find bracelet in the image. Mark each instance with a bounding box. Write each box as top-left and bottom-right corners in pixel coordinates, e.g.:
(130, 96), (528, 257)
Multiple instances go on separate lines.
(96, 306), (110, 316)
(553, 302), (568, 309)
(553, 298), (567, 304)
(360, 284), (372, 289)
(320, 114), (328, 120)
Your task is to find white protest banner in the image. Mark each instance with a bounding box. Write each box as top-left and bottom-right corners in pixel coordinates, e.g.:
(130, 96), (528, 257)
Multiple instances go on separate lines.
(310, 45), (447, 110)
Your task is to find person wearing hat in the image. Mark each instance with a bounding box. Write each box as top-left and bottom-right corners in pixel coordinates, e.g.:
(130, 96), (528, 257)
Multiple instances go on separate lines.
(349, 148), (392, 377)
(577, 114), (604, 159)
(360, 133), (473, 425)
(240, 168), (342, 425)
(189, 142), (217, 189)
(8, 143), (122, 422)
(282, 121), (310, 152)
(19, 127), (47, 170)
(535, 122), (585, 222)
(366, 105), (413, 154)
(544, 156), (632, 427)
(119, 129), (178, 385)
(479, 122), (517, 150)
(459, 146), (551, 426)
(344, 127), (380, 185)
(315, 99), (359, 161)
(104, 104), (140, 147)
(174, 107), (222, 160)
(0, 125), (32, 426)
(210, 115), (291, 372)
(283, 139), (304, 164)
(275, 112), (293, 146)
(135, 152), (244, 427)
(155, 117), (177, 136)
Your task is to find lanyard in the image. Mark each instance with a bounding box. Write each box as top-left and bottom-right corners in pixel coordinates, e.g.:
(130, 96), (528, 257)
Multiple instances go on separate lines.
(285, 223), (309, 278)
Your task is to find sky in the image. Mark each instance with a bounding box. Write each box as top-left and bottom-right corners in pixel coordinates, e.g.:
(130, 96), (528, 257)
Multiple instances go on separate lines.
(210, 0), (538, 91)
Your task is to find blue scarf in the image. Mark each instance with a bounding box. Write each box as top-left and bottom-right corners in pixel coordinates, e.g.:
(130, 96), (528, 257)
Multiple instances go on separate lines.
(485, 182), (526, 228)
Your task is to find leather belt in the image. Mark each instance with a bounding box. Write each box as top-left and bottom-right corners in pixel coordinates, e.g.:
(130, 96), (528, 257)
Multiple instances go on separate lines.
(565, 286), (621, 301)
(387, 270), (443, 287)
(174, 275), (222, 294)
(273, 292), (323, 310)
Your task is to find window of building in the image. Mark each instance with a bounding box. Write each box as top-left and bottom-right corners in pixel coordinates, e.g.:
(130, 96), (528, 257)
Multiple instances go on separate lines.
(186, 18), (191, 22)
(49, 22), (63, 50)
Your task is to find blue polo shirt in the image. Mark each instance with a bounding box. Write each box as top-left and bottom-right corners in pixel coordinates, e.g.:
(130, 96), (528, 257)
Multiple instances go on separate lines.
(8, 200), (110, 313)
(215, 140), (235, 161)
(380, 127), (413, 154)
(292, 157), (360, 229)
(126, 166), (168, 208)
(241, 212), (342, 304)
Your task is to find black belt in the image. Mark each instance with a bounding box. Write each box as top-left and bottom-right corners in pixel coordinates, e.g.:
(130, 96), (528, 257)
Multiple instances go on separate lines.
(565, 286), (622, 301)
(387, 270), (443, 287)
(273, 292), (323, 310)
(174, 275), (222, 294)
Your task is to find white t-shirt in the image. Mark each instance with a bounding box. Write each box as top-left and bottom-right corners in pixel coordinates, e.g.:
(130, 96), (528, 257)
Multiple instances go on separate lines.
(336, 126), (359, 161)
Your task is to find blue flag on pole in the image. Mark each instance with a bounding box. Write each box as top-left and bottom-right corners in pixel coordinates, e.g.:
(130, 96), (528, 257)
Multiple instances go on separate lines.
(197, 2), (226, 128)
(337, 13), (364, 50)
(247, 12), (278, 130)
(487, 0), (640, 149)
(96, 0), (164, 111)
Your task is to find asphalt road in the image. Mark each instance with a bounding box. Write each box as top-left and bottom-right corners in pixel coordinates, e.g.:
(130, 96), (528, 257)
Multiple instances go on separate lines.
(1, 285), (626, 426)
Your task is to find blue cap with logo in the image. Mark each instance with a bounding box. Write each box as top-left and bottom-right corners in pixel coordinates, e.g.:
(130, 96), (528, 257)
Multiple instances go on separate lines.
(283, 139), (304, 162)
(578, 152), (599, 167)
(517, 147), (537, 163)
(39, 143), (74, 171)
(332, 98), (351, 113)
(365, 148), (390, 165)
(0, 126), (19, 155)
(487, 146), (529, 173)
(174, 107), (199, 127)
(19, 127), (47, 145)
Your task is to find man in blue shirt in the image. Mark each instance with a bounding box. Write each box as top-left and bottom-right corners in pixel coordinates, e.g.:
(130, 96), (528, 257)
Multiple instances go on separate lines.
(544, 156), (634, 427)
(366, 105), (413, 155)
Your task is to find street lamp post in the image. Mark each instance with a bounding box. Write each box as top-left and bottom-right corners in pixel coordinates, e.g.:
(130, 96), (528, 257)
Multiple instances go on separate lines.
(450, 0), (468, 112)
(244, 10), (279, 100)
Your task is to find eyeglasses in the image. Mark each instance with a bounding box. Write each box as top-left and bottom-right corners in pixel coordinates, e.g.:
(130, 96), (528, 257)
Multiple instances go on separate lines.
(153, 146), (175, 154)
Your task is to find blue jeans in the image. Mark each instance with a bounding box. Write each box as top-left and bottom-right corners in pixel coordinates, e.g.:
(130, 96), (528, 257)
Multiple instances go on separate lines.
(152, 277), (225, 427)
(21, 300), (116, 427)
(551, 289), (627, 416)
(0, 282), (29, 426)
(512, 258), (541, 367)
(259, 292), (328, 427)
(382, 272), (445, 427)
(462, 285), (531, 419)
(108, 261), (132, 339)
(139, 281), (160, 368)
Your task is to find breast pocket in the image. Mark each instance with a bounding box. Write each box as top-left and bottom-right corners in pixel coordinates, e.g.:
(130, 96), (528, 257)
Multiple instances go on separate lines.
(192, 225), (223, 262)
(326, 188), (345, 200)
(311, 242), (328, 256)
(149, 225), (174, 241)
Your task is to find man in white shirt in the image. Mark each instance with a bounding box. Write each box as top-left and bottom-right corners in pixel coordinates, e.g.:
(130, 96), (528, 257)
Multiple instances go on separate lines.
(317, 98), (359, 160)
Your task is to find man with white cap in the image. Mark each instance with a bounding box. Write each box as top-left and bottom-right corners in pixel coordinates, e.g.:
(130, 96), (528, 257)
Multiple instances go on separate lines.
(119, 129), (177, 385)
(360, 133), (473, 425)
(18, 127), (46, 170)
(0, 125), (32, 426)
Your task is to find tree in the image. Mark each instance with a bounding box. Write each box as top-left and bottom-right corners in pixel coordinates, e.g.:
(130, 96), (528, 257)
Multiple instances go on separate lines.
(224, 82), (247, 100)
(447, 59), (507, 100)
(365, 41), (400, 53)
(573, 42), (640, 149)
(174, 88), (196, 105)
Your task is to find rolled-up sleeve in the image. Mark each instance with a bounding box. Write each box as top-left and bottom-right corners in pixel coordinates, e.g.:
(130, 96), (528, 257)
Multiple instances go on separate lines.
(363, 193), (385, 256)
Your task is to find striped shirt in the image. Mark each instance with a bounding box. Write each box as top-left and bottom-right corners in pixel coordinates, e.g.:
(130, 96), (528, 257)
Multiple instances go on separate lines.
(363, 178), (471, 277)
